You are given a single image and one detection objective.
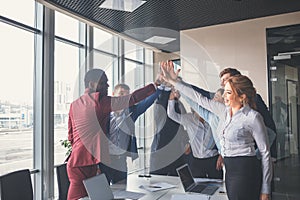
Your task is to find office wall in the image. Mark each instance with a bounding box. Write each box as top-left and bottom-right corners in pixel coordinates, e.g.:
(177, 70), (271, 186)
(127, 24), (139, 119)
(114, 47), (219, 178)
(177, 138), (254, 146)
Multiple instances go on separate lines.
(180, 11), (300, 105)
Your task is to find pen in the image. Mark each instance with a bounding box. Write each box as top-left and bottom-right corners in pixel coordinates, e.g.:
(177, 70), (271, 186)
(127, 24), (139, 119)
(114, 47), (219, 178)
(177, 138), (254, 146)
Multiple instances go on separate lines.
(149, 185), (161, 188)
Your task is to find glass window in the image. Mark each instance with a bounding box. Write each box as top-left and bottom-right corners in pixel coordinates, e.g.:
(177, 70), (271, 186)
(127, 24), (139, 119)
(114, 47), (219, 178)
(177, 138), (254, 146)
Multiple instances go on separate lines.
(124, 41), (144, 62)
(94, 28), (115, 53)
(0, 0), (35, 26)
(0, 22), (34, 174)
(93, 51), (117, 95)
(124, 60), (144, 89)
(55, 11), (81, 44)
(124, 60), (145, 173)
(54, 40), (81, 165)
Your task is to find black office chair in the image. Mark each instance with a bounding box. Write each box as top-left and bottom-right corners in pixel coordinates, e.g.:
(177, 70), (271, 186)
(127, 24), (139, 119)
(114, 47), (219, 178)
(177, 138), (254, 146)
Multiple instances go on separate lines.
(56, 163), (70, 200)
(0, 169), (33, 200)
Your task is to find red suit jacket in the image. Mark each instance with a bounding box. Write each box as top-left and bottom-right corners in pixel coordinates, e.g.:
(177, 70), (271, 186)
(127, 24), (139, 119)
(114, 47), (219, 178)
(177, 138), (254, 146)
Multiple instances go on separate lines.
(68, 84), (155, 167)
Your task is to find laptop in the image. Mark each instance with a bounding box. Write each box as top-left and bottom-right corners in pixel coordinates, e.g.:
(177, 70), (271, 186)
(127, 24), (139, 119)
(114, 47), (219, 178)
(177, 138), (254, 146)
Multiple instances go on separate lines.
(83, 173), (126, 200)
(176, 164), (219, 195)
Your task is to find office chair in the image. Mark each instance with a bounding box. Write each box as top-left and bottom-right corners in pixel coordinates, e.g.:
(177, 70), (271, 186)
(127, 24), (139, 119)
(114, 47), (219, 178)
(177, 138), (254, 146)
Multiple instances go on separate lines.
(0, 169), (33, 200)
(56, 163), (70, 200)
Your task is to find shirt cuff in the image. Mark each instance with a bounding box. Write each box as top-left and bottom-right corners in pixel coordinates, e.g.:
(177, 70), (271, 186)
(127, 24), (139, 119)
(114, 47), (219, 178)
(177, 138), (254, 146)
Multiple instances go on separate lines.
(164, 86), (172, 91)
(261, 183), (271, 194)
(157, 85), (165, 90)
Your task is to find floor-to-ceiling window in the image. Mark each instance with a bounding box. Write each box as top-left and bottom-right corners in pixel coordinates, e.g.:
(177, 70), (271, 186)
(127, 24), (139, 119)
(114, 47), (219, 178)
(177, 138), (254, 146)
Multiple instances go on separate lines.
(0, 20), (35, 174)
(124, 40), (146, 172)
(0, 0), (36, 175)
(93, 27), (118, 95)
(54, 11), (84, 165)
(1, 1), (154, 199)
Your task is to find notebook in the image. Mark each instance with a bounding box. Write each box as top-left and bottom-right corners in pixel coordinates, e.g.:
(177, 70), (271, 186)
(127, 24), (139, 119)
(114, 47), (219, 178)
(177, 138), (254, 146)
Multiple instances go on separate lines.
(176, 164), (219, 196)
(82, 173), (126, 200)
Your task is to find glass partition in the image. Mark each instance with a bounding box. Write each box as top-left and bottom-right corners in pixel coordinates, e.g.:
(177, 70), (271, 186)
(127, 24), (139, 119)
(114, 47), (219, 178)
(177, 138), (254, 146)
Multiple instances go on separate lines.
(267, 24), (300, 199)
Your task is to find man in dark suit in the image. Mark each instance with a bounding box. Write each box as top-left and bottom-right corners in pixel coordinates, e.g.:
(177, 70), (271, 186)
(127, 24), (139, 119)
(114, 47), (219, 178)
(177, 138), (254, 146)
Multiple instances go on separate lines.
(150, 88), (189, 176)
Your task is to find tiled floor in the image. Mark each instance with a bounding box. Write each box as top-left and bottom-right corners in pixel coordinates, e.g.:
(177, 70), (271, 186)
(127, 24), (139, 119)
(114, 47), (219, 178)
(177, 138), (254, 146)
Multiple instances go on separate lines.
(272, 155), (300, 200)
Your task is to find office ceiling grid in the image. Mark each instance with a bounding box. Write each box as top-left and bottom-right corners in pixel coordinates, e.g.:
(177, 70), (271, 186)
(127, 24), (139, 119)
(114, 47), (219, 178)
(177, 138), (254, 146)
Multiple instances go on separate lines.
(42, 0), (300, 52)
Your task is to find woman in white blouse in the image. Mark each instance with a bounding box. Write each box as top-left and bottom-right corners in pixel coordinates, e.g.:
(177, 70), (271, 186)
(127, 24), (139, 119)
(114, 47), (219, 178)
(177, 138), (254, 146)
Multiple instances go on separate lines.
(160, 61), (272, 200)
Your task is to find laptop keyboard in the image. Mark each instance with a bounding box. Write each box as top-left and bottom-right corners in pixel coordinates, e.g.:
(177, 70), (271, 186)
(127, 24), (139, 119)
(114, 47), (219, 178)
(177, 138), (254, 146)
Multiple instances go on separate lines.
(190, 184), (206, 192)
(190, 184), (218, 195)
(201, 185), (218, 195)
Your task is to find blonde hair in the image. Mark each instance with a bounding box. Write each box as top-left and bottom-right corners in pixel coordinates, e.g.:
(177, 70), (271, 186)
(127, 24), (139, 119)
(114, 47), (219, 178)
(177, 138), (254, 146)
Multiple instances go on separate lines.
(227, 75), (257, 110)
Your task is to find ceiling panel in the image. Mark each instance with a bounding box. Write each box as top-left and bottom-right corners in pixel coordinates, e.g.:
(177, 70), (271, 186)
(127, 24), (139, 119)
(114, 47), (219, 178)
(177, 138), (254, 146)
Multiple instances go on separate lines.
(40, 0), (300, 52)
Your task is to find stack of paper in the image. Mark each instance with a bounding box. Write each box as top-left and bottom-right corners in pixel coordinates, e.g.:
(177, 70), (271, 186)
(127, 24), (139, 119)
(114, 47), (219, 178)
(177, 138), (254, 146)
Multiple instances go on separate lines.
(113, 190), (145, 199)
(194, 178), (223, 183)
(139, 182), (176, 192)
(171, 193), (210, 200)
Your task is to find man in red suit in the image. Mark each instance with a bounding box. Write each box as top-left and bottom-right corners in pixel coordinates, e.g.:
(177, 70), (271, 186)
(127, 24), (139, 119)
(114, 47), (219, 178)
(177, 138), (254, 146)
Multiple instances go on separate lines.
(67, 68), (156, 200)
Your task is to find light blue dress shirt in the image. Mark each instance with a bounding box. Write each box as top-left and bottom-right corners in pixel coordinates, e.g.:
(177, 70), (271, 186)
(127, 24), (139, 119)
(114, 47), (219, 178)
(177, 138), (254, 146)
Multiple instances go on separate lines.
(182, 94), (222, 153)
(167, 100), (218, 158)
(175, 80), (273, 194)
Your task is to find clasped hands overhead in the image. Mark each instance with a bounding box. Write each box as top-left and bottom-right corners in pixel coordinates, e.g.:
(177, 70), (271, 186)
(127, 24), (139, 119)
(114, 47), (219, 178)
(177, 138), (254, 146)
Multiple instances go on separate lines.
(155, 60), (181, 88)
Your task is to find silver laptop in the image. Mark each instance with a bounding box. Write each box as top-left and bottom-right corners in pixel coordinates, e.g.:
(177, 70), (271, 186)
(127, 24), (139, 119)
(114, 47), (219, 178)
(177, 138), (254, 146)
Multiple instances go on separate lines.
(83, 173), (126, 200)
(176, 164), (219, 195)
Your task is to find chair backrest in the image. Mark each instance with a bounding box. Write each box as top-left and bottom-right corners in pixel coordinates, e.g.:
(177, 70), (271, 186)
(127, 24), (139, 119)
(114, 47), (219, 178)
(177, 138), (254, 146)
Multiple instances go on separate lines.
(0, 169), (33, 200)
(56, 163), (70, 200)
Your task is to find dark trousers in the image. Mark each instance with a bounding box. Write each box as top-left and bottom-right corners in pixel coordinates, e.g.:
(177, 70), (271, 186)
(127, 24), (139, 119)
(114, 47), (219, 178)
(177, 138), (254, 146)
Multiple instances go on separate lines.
(189, 154), (223, 179)
(224, 156), (262, 200)
(99, 154), (127, 184)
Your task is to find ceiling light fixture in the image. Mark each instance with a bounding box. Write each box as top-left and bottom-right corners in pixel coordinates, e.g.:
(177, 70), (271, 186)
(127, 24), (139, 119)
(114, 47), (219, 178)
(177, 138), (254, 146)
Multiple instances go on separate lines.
(144, 36), (176, 44)
(99, 0), (146, 12)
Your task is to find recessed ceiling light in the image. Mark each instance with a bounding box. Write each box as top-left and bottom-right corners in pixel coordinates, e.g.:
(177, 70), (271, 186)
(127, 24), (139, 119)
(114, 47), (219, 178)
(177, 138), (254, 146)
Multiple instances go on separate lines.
(99, 0), (146, 12)
(144, 36), (176, 44)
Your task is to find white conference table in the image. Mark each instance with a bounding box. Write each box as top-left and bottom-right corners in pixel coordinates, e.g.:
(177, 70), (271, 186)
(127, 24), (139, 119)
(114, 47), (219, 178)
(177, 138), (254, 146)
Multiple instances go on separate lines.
(111, 174), (228, 200)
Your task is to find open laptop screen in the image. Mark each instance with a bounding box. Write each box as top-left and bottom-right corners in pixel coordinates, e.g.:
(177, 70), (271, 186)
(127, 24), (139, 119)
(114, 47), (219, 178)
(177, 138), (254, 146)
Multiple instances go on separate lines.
(83, 173), (114, 200)
(176, 164), (195, 191)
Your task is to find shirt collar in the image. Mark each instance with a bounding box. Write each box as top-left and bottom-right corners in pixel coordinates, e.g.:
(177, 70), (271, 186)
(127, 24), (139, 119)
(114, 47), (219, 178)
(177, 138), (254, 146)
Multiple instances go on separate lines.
(111, 108), (129, 117)
(226, 104), (251, 116)
(237, 104), (251, 116)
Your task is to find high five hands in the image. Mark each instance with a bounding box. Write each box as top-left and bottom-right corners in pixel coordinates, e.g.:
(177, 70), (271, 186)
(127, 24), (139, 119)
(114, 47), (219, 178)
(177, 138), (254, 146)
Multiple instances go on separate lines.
(160, 60), (181, 86)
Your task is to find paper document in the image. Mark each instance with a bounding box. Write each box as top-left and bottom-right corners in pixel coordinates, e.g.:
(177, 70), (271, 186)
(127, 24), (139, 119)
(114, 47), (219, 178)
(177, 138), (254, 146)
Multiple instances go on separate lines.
(78, 197), (90, 200)
(171, 193), (210, 200)
(113, 190), (145, 199)
(140, 182), (176, 192)
(194, 178), (223, 183)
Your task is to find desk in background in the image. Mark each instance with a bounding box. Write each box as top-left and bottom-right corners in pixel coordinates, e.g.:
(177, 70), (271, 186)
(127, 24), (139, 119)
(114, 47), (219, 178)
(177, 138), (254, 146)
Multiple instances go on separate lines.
(111, 174), (228, 200)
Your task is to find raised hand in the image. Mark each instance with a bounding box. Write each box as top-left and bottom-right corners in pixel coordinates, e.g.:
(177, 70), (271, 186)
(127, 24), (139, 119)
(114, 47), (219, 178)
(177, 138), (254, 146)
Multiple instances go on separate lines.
(160, 60), (180, 85)
(154, 71), (163, 86)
